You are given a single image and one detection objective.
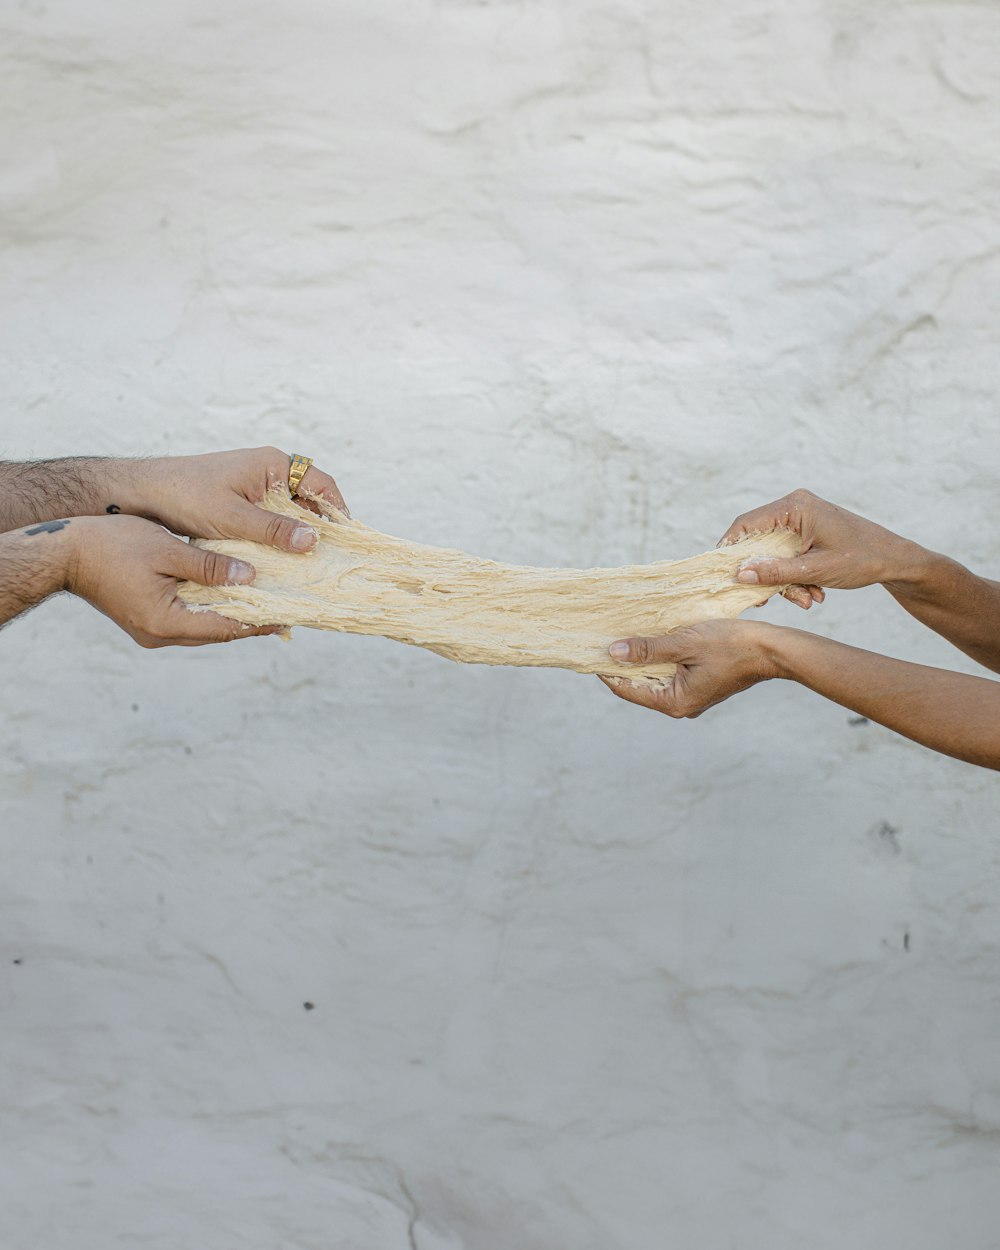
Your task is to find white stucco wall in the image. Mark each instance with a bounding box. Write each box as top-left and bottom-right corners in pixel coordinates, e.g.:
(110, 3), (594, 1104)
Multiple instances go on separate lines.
(2, 2), (999, 1247)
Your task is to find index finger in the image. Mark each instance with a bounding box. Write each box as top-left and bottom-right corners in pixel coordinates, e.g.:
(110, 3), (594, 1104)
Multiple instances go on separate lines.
(165, 598), (286, 646)
(717, 503), (789, 548)
(599, 674), (682, 715)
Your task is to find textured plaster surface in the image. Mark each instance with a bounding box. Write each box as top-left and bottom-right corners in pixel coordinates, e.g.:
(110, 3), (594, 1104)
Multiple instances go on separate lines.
(1, 2), (1000, 1248)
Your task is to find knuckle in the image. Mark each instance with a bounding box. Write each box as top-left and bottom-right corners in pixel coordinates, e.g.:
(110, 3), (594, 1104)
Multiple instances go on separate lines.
(633, 637), (653, 664)
(264, 514), (290, 546)
(259, 448), (288, 490)
(202, 552), (227, 582)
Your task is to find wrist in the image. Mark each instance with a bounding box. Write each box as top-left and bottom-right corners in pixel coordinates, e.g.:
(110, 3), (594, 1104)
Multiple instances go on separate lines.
(93, 457), (156, 518)
(879, 537), (940, 591)
(19, 515), (85, 597)
(61, 515), (99, 595)
(754, 623), (808, 684)
(737, 620), (791, 683)
(0, 518), (80, 627)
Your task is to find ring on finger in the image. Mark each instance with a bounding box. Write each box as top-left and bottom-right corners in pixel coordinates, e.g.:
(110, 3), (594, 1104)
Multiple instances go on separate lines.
(288, 453), (314, 496)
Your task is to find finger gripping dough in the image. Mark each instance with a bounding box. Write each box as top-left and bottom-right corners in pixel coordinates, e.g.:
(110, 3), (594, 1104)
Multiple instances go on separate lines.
(177, 491), (800, 683)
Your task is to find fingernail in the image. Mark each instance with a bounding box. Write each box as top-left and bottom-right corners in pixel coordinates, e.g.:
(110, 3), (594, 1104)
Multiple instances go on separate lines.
(291, 526), (318, 551)
(609, 641), (631, 660)
(737, 569), (760, 584)
(228, 560), (254, 584)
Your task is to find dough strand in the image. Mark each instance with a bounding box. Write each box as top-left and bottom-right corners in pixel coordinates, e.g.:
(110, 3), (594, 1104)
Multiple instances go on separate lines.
(177, 491), (800, 683)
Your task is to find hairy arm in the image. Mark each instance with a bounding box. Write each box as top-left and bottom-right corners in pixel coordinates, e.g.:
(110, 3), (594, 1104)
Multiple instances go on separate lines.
(0, 513), (285, 646)
(0, 458), (150, 533)
(0, 519), (76, 627)
(0, 448), (352, 647)
(0, 449), (347, 554)
(604, 621), (1000, 772)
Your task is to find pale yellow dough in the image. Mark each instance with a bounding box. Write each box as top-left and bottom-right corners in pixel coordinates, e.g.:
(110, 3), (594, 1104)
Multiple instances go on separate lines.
(177, 491), (800, 683)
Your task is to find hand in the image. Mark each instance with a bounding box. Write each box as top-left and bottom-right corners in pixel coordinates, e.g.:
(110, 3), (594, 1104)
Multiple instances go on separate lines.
(124, 447), (348, 555)
(601, 620), (779, 717)
(66, 514), (286, 648)
(718, 488), (920, 609)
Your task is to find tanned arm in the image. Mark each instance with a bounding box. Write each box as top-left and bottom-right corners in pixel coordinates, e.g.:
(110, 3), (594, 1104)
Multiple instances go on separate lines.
(719, 489), (1000, 675)
(767, 627), (1000, 771)
(882, 552), (1000, 676)
(603, 620), (1000, 773)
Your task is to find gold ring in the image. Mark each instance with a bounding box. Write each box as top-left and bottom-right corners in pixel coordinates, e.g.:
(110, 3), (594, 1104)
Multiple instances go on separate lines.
(288, 453), (313, 496)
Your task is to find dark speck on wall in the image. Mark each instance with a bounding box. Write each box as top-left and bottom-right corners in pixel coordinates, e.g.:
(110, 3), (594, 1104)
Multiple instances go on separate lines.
(12, 958), (22, 965)
(872, 820), (901, 855)
(303, 1002), (315, 1011)
(848, 716), (869, 726)
(903, 932), (910, 952)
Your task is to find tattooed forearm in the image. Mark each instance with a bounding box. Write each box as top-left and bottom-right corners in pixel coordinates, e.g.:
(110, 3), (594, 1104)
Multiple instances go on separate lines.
(0, 523), (74, 629)
(25, 520), (72, 536)
(0, 458), (148, 534)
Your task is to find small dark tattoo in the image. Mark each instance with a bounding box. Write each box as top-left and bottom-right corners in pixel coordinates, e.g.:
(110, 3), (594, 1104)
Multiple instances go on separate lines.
(106, 503), (121, 514)
(25, 520), (71, 536)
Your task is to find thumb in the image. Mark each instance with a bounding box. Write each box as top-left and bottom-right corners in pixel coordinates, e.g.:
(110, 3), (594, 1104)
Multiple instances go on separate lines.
(736, 555), (827, 588)
(226, 499), (320, 554)
(172, 541), (257, 588)
(608, 634), (687, 666)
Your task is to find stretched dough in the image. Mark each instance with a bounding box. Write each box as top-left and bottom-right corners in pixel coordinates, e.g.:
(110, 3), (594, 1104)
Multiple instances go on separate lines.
(177, 491), (800, 683)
